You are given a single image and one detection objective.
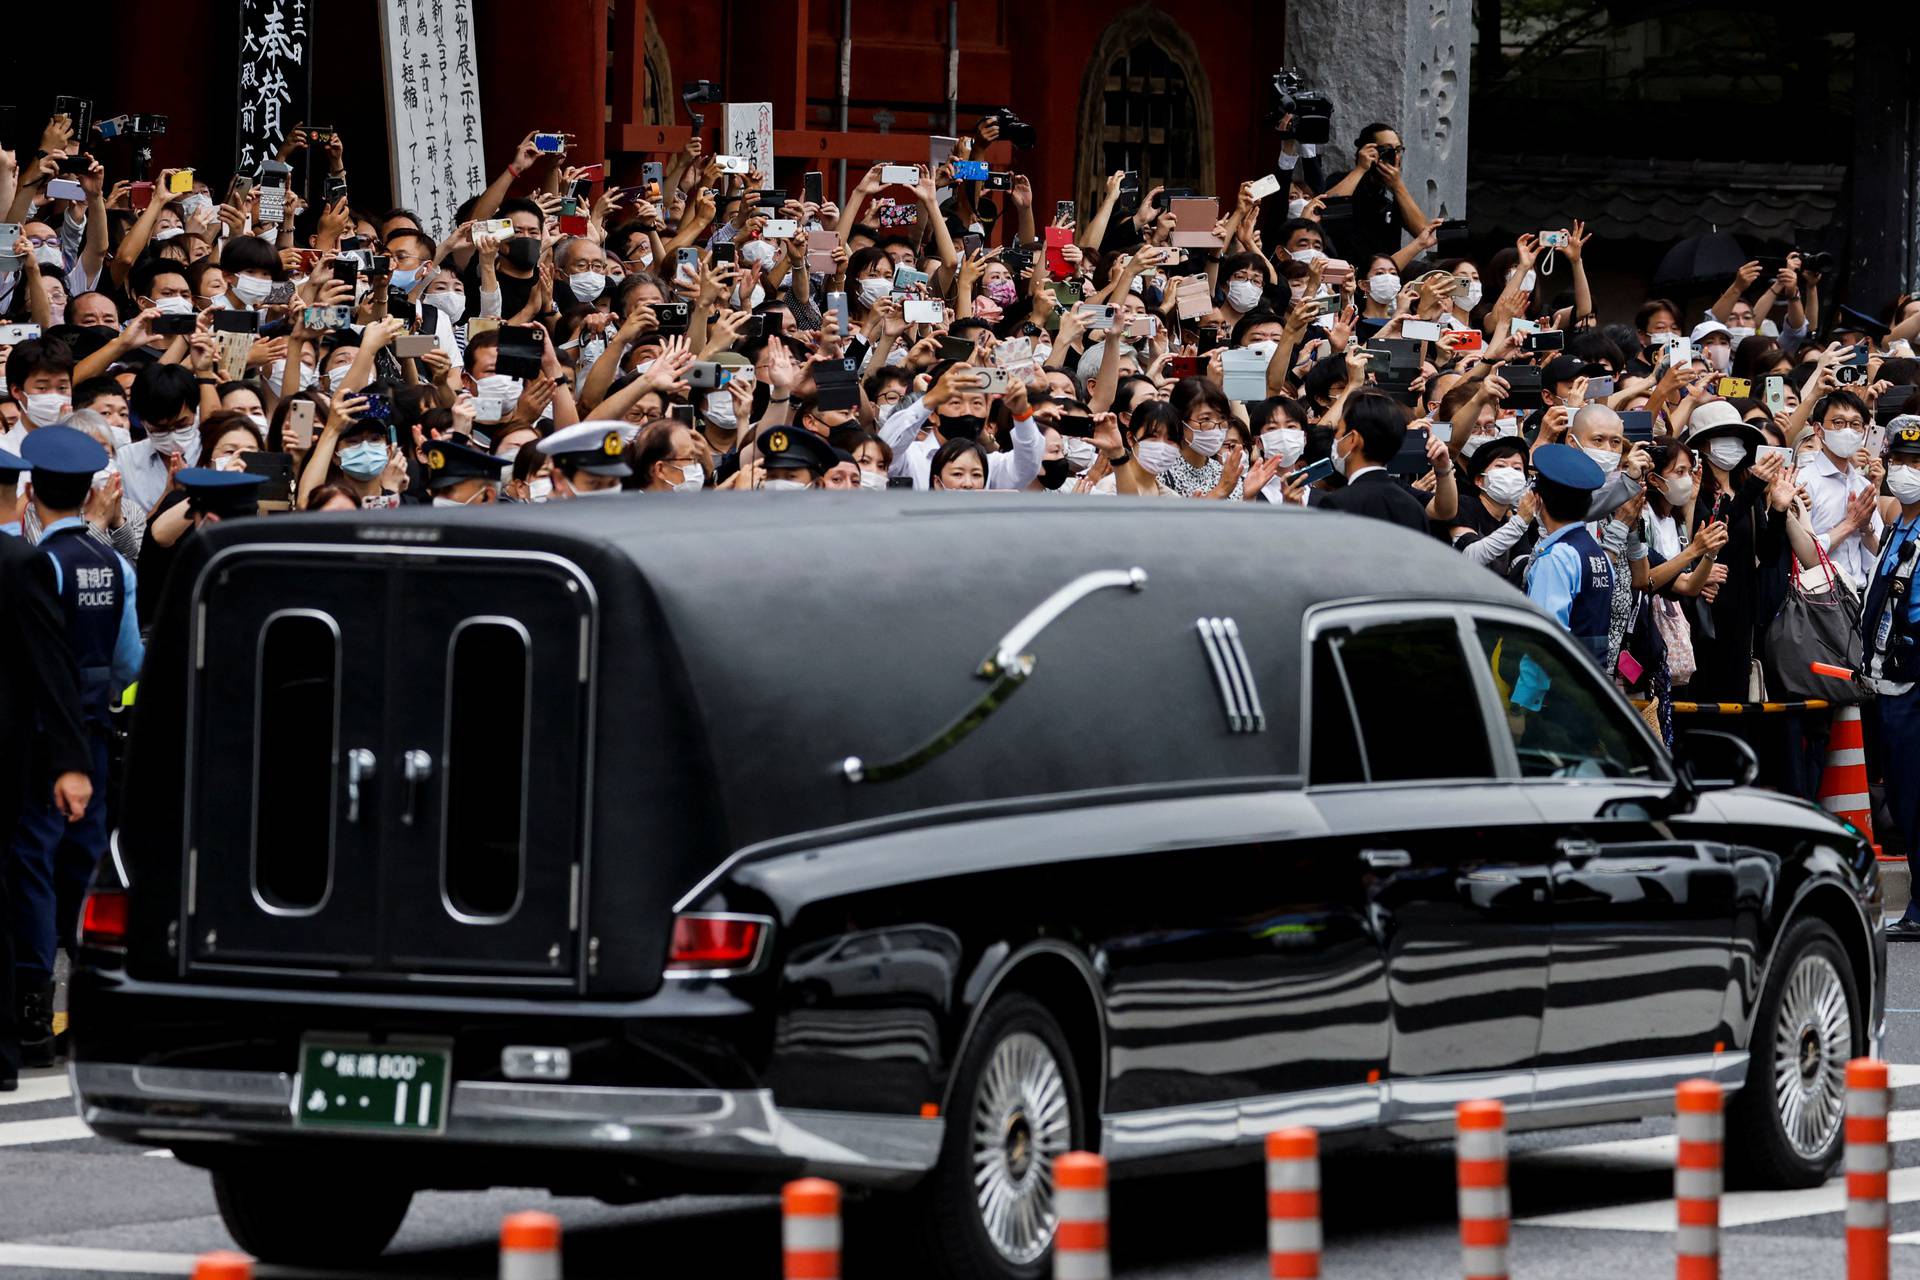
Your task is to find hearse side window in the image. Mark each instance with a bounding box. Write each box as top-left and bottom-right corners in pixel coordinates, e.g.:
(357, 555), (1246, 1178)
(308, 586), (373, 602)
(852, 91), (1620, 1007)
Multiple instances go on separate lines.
(253, 611), (338, 912)
(1310, 619), (1494, 784)
(443, 620), (530, 920)
(1472, 621), (1660, 780)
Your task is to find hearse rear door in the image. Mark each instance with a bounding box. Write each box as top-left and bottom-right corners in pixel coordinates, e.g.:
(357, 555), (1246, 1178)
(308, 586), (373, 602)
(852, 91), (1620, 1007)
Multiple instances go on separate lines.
(188, 548), (593, 981)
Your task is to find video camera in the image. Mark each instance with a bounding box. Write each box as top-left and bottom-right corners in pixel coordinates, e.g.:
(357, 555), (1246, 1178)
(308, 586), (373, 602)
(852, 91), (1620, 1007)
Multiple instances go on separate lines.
(980, 108), (1037, 150)
(682, 80), (722, 129)
(1266, 68), (1333, 146)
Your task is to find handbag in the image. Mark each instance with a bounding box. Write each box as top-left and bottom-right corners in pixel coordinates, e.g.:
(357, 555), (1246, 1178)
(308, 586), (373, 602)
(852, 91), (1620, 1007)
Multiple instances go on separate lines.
(1763, 536), (1870, 705)
(1654, 597), (1696, 687)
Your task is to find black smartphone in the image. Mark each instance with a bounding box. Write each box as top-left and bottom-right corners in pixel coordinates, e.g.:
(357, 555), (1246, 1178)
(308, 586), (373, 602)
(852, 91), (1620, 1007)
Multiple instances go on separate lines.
(711, 241), (737, 265)
(1523, 329), (1566, 353)
(937, 334), (976, 363)
(1286, 455), (1337, 487)
(741, 315), (766, 340)
(149, 313), (197, 336)
(1054, 414), (1096, 438)
(670, 403), (697, 427)
(494, 325), (545, 379)
(1055, 200), (1075, 224)
(211, 309), (260, 334)
(1388, 425), (1432, 476)
(804, 171), (823, 205)
(387, 290), (417, 326)
(1620, 409), (1654, 442)
(52, 96), (92, 149)
(331, 256), (360, 291)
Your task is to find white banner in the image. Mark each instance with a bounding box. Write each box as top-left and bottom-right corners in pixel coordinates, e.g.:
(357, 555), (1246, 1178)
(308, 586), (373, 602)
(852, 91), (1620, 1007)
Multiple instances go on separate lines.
(378, 0), (485, 239)
(723, 102), (776, 179)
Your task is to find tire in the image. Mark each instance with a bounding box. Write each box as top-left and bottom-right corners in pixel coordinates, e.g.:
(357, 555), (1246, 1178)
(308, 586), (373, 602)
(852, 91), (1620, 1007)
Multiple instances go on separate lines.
(914, 993), (1088, 1280)
(212, 1159), (413, 1264)
(1728, 917), (1861, 1188)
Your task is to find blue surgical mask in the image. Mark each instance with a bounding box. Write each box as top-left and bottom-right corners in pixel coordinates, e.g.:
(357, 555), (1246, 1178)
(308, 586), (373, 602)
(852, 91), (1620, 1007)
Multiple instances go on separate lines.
(338, 440), (388, 479)
(388, 267), (421, 292)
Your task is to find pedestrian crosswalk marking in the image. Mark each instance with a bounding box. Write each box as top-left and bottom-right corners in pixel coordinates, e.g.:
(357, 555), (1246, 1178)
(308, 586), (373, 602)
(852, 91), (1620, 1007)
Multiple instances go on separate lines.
(1520, 1165), (1920, 1231)
(0, 1075), (72, 1107)
(0, 1116), (92, 1147)
(1524, 1107), (1920, 1171)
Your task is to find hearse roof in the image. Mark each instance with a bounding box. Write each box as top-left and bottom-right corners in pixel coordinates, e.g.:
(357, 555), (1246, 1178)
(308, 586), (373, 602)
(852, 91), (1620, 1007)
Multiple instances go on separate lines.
(183, 496), (1526, 855)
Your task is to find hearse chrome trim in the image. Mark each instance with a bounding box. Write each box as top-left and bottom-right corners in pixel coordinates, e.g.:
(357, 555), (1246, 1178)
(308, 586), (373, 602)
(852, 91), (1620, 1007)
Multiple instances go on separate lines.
(1196, 617), (1264, 733)
(840, 566), (1148, 785)
(1104, 1082), (1381, 1160)
(73, 1064), (943, 1184)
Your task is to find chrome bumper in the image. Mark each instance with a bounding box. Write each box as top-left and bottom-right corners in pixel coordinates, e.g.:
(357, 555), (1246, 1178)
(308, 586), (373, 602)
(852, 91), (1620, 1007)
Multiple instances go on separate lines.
(72, 1062), (943, 1187)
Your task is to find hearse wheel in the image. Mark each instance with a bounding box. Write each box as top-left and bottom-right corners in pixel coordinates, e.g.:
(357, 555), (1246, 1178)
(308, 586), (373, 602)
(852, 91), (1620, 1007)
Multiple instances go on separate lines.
(1729, 917), (1860, 1188)
(917, 993), (1085, 1280)
(212, 1158), (414, 1264)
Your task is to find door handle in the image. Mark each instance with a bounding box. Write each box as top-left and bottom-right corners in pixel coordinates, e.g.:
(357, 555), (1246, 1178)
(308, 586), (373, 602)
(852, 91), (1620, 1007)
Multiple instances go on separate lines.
(1359, 848), (1412, 870)
(401, 749), (433, 827)
(345, 749), (375, 824)
(1556, 839), (1601, 861)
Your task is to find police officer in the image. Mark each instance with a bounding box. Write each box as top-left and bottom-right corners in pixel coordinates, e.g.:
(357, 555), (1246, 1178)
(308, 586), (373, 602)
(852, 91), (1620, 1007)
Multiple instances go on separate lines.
(423, 439), (508, 506)
(758, 426), (839, 489)
(536, 422), (631, 498)
(1523, 442), (1615, 667)
(1865, 418), (1920, 938)
(8, 426), (143, 1066)
(0, 448), (24, 536)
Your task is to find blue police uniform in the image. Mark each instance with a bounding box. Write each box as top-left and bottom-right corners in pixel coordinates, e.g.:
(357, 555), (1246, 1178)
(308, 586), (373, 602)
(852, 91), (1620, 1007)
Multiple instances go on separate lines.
(0, 448), (23, 538)
(7, 429), (143, 1056)
(1522, 445), (1615, 668)
(1865, 506), (1920, 931)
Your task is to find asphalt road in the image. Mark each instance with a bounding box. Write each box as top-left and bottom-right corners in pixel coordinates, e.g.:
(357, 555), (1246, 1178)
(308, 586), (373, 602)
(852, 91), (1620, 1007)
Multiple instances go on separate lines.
(3, 930), (1919, 1279)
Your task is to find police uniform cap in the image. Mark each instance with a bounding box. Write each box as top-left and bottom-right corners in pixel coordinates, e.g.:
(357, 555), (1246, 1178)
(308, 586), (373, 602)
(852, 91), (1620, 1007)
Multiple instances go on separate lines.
(1833, 304), (1891, 341)
(759, 426), (838, 475)
(18, 425), (107, 478)
(423, 438), (509, 491)
(1541, 354), (1585, 389)
(1531, 441), (1604, 494)
(1886, 415), (1920, 458)
(1681, 399), (1765, 451)
(176, 467), (269, 517)
(536, 420), (633, 478)
(0, 447), (24, 482)
(1466, 434), (1529, 479)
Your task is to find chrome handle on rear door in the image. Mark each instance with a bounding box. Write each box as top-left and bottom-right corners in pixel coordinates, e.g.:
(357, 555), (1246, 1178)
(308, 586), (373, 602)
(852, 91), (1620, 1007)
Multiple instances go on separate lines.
(401, 749), (434, 827)
(1360, 848), (1412, 870)
(346, 748), (375, 824)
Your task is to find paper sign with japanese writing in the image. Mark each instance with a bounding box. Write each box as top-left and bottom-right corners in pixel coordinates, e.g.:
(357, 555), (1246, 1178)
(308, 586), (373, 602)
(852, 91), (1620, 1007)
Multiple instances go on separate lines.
(723, 103), (775, 181)
(378, 0), (486, 239)
(235, 0), (314, 177)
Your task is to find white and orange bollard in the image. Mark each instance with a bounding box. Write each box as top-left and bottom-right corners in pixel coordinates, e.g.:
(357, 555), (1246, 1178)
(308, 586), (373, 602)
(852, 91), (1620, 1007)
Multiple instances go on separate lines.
(499, 1211), (562, 1280)
(191, 1253), (251, 1280)
(1053, 1151), (1110, 1280)
(1266, 1127), (1322, 1278)
(1455, 1099), (1509, 1280)
(782, 1178), (841, 1280)
(1847, 1058), (1891, 1280)
(1675, 1080), (1723, 1280)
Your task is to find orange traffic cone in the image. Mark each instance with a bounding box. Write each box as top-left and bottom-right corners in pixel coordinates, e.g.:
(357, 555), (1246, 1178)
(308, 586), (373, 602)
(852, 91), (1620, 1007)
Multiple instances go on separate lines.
(191, 1254), (251, 1280)
(1820, 706), (1880, 855)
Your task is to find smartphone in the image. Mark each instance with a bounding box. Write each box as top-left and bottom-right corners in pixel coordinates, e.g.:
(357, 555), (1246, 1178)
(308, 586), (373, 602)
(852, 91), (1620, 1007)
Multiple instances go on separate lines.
(129, 181), (154, 211)
(331, 256), (361, 292)
(952, 160), (989, 182)
(1045, 225), (1073, 278)
(804, 170), (824, 205)
(1447, 327), (1485, 352)
(716, 154), (752, 175)
(972, 367), (1011, 395)
(284, 399), (316, 449)
(1286, 455), (1338, 487)
(0, 223), (21, 270)
(393, 334), (438, 359)
(1619, 409), (1654, 442)
(301, 305), (353, 330)
(827, 291), (850, 335)
(805, 229), (838, 274)
(1126, 314), (1158, 341)
(1763, 374), (1787, 413)
(534, 133), (567, 154)
(1523, 329), (1566, 352)
(674, 246), (700, 282)
(642, 161), (664, 193)
(1074, 303), (1117, 328)
(1246, 173), (1283, 202)
(891, 263), (929, 293)
(167, 168), (196, 195)
(1714, 376), (1753, 398)
(710, 241), (737, 266)
(1583, 377), (1615, 402)
(323, 175), (349, 204)
(1539, 229), (1570, 249)
(1165, 355), (1202, 379)
(0, 322), (42, 345)
(903, 298), (943, 325)
(880, 164), (920, 186)
(46, 178), (86, 202)
(936, 334), (977, 363)
(1055, 200), (1076, 225)
(211, 309), (260, 334)
(1758, 444), (1795, 470)
(763, 218), (798, 240)
(986, 172), (1014, 192)
(685, 361), (732, 390)
(1307, 294), (1343, 319)
(1402, 319), (1442, 342)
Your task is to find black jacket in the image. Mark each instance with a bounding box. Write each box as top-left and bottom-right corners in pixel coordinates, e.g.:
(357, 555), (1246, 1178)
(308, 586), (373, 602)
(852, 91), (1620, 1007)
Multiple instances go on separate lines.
(1320, 468), (1430, 533)
(0, 534), (92, 812)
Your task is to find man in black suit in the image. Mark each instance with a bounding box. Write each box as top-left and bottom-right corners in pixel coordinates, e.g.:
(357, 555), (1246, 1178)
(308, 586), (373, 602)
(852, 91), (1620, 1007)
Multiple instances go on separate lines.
(1320, 389), (1444, 533)
(0, 532), (93, 1091)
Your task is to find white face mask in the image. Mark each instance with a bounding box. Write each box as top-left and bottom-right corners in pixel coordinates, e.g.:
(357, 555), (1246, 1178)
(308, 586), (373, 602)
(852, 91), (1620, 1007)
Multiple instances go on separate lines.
(740, 239), (778, 268)
(762, 477), (810, 491)
(1459, 281), (1484, 310)
(1704, 343), (1732, 373)
(1822, 426), (1866, 458)
(152, 227), (185, 242)
(1135, 440), (1182, 475)
(91, 459), (120, 490)
(1663, 475), (1695, 506)
(1367, 273), (1402, 304)
(152, 295), (195, 316)
(1261, 427), (1305, 467)
(704, 390), (738, 429)
(151, 422), (200, 457)
(1461, 433), (1490, 458)
(527, 476), (553, 502)
(570, 482), (625, 499)
(431, 493), (487, 507)
(21, 393), (70, 427)
(476, 374), (522, 407)
(1289, 248), (1326, 265)
(33, 244), (64, 268)
(424, 291), (466, 323)
(1482, 467), (1528, 507)
(1494, 416), (1521, 437)
(671, 461), (705, 492)
(102, 423), (131, 450)
(1708, 438), (1750, 470)
(1582, 445), (1621, 476)
(857, 277), (892, 306)
(1333, 429), (1362, 476)
(1888, 464), (1920, 505)
(270, 359), (318, 391)
(1063, 436), (1099, 472)
(1727, 326), (1756, 343)
(568, 272), (607, 302)
(231, 273), (275, 305)
(1187, 426), (1228, 458)
(1287, 198), (1309, 219)
(857, 468), (888, 490)
(246, 412), (269, 434)
(1226, 281), (1264, 313)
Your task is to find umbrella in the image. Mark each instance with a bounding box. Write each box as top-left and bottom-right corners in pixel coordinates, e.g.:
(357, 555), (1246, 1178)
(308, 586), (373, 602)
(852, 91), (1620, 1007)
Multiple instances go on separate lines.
(1652, 232), (1749, 290)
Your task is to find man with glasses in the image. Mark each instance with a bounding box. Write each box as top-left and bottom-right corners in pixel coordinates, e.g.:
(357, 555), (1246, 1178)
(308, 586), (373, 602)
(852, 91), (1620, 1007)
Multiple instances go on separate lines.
(1799, 390), (1883, 592)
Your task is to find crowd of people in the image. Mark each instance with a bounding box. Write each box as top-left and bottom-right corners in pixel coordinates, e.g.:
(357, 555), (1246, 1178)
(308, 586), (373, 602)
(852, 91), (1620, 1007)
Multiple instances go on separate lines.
(5, 95), (1920, 1080)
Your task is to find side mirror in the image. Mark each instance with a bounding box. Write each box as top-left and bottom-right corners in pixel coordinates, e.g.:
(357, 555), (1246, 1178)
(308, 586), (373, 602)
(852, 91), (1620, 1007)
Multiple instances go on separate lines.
(1675, 729), (1760, 793)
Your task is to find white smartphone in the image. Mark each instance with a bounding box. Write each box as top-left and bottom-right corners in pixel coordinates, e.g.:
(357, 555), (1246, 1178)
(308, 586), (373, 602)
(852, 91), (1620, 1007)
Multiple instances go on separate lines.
(972, 367), (1011, 394)
(1246, 173), (1283, 201)
(1758, 444), (1795, 469)
(46, 178), (87, 201)
(762, 218), (798, 240)
(903, 298), (943, 324)
(715, 154), (750, 175)
(1402, 319), (1441, 342)
(880, 164), (921, 186)
(0, 322), (43, 345)
(1668, 337), (1693, 364)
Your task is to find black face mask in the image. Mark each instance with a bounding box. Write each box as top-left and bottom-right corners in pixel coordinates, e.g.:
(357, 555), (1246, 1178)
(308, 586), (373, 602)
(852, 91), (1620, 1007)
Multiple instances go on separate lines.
(938, 413), (985, 440)
(504, 236), (541, 271)
(1040, 457), (1071, 489)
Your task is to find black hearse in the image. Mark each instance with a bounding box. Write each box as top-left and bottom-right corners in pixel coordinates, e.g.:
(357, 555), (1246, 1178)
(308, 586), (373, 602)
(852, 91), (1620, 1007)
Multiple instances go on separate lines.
(73, 496), (1884, 1278)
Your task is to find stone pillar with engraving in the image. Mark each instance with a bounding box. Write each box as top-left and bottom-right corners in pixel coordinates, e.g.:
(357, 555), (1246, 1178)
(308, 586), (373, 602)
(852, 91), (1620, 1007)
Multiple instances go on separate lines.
(1285, 0), (1471, 222)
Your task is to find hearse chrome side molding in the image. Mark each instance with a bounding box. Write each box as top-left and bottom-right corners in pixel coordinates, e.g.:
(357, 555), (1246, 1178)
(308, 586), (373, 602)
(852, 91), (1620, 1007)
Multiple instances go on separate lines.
(841, 567), (1149, 784)
(1195, 617), (1265, 733)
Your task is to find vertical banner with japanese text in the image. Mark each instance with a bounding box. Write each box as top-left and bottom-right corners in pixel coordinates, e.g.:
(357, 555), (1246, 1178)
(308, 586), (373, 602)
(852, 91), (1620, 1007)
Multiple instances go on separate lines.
(236, 0), (314, 177)
(378, 0), (485, 239)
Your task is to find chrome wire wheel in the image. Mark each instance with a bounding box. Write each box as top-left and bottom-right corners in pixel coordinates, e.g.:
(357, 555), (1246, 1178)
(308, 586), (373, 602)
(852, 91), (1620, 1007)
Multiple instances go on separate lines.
(1771, 951), (1851, 1158)
(971, 1031), (1073, 1265)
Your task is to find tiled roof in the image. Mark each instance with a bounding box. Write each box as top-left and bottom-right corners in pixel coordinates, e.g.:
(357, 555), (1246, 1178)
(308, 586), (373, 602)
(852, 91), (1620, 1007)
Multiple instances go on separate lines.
(1467, 155), (1844, 243)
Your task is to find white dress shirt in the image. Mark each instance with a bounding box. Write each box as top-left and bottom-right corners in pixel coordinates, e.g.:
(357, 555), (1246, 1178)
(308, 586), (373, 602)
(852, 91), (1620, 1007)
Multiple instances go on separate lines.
(1799, 448), (1882, 589)
(117, 435), (200, 516)
(880, 396), (1044, 489)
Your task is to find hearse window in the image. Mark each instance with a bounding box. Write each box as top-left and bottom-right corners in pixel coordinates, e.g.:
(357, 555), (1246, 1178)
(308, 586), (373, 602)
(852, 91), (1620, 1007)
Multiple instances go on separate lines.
(253, 611), (337, 912)
(1473, 621), (1660, 780)
(1311, 619), (1493, 784)
(443, 620), (529, 920)
(1309, 639), (1366, 785)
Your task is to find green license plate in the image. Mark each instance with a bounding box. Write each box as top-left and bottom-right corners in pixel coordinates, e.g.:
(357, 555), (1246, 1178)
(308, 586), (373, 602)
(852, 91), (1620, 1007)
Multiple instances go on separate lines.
(295, 1042), (450, 1134)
